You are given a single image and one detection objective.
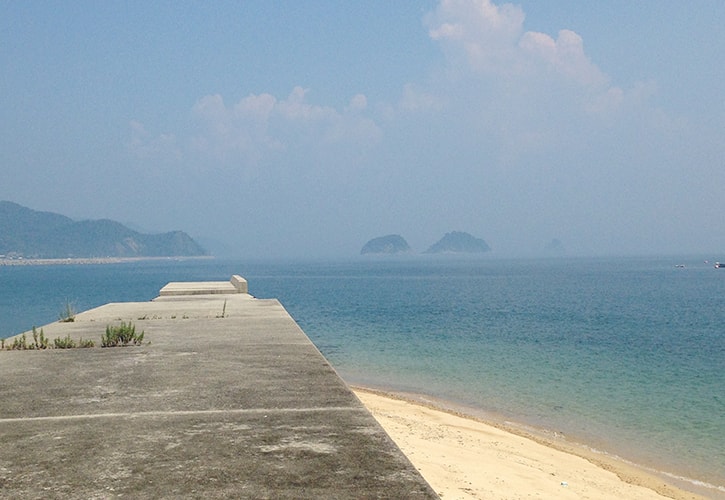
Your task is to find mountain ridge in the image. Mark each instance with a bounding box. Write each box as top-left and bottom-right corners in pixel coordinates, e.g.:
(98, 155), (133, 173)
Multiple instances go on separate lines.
(0, 201), (206, 259)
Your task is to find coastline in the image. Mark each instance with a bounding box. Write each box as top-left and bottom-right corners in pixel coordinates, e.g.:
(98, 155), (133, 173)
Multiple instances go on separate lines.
(352, 386), (716, 500)
(2, 257), (721, 498)
(0, 256), (214, 266)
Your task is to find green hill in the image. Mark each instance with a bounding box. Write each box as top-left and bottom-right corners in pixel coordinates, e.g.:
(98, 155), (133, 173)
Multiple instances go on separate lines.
(0, 201), (206, 259)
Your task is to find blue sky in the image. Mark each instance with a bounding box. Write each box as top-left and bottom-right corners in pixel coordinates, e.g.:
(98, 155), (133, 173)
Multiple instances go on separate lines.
(2, 1), (724, 257)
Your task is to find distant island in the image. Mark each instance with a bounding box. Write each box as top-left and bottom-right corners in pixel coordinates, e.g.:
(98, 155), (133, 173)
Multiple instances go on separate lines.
(0, 201), (206, 260)
(361, 231), (491, 256)
(544, 238), (566, 255)
(361, 234), (412, 255)
(424, 231), (491, 254)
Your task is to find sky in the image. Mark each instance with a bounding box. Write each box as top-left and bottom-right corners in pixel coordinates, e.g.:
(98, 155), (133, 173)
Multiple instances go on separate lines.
(2, 1), (724, 258)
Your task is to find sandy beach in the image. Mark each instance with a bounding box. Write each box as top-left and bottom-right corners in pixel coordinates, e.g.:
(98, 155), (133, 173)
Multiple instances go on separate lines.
(354, 388), (712, 500)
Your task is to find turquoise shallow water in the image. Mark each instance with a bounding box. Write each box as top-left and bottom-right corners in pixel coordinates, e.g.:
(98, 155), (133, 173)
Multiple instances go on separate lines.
(1, 256), (724, 495)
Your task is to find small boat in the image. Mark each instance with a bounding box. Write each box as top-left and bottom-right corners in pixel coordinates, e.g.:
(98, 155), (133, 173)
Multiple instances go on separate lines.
(715, 262), (725, 268)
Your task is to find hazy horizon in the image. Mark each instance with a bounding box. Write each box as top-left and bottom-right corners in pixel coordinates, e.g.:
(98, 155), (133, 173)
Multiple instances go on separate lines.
(3, 1), (724, 259)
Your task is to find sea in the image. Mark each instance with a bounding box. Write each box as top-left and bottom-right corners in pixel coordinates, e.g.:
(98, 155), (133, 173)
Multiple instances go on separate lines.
(1, 255), (724, 497)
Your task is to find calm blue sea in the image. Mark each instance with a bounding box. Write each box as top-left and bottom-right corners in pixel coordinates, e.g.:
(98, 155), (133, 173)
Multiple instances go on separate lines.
(1, 256), (724, 495)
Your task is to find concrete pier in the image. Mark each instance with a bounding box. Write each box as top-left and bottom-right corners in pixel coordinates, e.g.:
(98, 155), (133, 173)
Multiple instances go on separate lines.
(0, 276), (437, 499)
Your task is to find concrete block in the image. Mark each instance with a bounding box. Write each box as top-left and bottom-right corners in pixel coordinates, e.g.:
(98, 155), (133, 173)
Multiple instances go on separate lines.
(231, 275), (248, 294)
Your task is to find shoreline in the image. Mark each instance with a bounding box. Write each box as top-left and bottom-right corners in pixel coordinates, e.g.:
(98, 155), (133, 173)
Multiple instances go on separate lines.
(0, 256), (214, 266)
(352, 386), (719, 500)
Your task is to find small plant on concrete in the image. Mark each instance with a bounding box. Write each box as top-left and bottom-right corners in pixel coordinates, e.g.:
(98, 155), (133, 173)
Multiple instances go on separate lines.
(58, 301), (76, 323)
(32, 326), (49, 349)
(1, 331), (97, 350)
(54, 334), (76, 349)
(101, 322), (144, 347)
(78, 338), (95, 348)
(11, 333), (28, 350)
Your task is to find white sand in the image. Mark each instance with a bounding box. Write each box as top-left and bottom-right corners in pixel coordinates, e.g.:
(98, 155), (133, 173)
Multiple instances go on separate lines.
(354, 388), (709, 500)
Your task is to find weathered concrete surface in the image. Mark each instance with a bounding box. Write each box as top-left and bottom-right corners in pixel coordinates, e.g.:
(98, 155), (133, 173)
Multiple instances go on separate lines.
(0, 279), (437, 499)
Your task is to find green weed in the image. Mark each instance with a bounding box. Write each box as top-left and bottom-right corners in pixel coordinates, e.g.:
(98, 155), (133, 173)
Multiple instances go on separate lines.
(101, 322), (145, 347)
(58, 301), (76, 323)
(11, 333), (28, 350)
(32, 326), (49, 349)
(54, 334), (76, 349)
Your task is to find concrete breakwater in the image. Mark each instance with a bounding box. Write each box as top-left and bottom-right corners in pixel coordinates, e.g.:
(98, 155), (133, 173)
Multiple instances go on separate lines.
(0, 276), (437, 498)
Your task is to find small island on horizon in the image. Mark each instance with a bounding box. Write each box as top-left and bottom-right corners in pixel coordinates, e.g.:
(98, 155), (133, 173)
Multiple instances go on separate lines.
(424, 231), (491, 254)
(360, 235), (413, 255)
(361, 231), (492, 256)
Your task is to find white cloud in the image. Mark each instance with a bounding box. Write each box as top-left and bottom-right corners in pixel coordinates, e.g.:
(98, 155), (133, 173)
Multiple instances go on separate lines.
(427, 0), (610, 90)
(584, 86), (625, 119)
(519, 29), (608, 87)
(347, 94), (368, 112)
(190, 87), (381, 165)
(427, 0), (526, 76)
(191, 93), (282, 165)
(421, 0), (664, 159)
(429, 0), (524, 46)
(127, 120), (181, 161)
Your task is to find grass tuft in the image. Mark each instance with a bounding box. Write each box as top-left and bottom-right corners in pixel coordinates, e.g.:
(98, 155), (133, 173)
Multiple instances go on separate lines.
(58, 301), (77, 323)
(101, 322), (145, 347)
